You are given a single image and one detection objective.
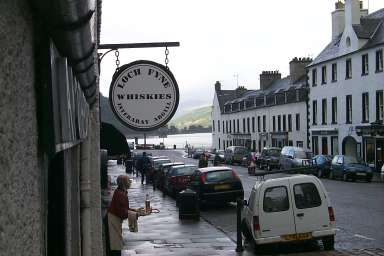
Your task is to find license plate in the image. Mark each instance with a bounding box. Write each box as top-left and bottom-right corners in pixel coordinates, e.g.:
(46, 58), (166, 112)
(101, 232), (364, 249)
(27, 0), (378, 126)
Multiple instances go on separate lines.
(214, 184), (230, 190)
(356, 173), (366, 176)
(282, 232), (312, 241)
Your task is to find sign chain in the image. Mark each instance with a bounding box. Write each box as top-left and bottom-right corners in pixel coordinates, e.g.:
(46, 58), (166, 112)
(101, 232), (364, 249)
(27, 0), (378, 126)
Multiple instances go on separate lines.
(165, 46), (169, 69)
(115, 49), (120, 72)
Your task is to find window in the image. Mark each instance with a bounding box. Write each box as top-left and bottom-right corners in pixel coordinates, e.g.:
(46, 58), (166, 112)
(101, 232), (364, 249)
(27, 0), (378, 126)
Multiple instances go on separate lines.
(212, 120), (215, 131)
(252, 117), (255, 133)
(218, 138), (220, 149)
(296, 113), (300, 131)
(312, 100), (318, 125)
(283, 115), (286, 131)
(243, 118), (245, 133)
(377, 90), (384, 122)
(321, 66), (327, 84)
(346, 36), (351, 47)
(293, 183), (322, 209)
(263, 186), (289, 213)
(346, 95), (352, 123)
(362, 93), (369, 123)
(272, 116), (276, 132)
(257, 116), (260, 132)
(229, 120), (232, 133)
(322, 98), (327, 125)
(312, 136), (319, 155)
(330, 97), (337, 124)
(218, 120), (220, 132)
(237, 119), (240, 133)
(346, 58), (352, 79)
(278, 115), (281, 131)
(222, 121), (224, 133)
(296, 141), (303, 148)
(362, 54), (369, 75)
(331, 136), (338, 155)
(376, 49), (383, 72)
(263, 115), (266, 132)
(247, 117), (250, 133)
(233, 120), (236, 133)
(332, 63), (337, 82)
(226, 121), (228, 133)
(312, 69), (317, 86)
(288, 114), (292, 132)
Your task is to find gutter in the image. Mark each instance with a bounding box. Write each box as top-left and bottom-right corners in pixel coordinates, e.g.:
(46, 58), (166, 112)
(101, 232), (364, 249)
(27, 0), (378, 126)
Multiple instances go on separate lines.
(31, 0), (98, 106)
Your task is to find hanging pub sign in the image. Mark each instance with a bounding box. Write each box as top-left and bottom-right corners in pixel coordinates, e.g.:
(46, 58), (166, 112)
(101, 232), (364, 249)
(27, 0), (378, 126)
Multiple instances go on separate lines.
(109, 60), (179, 131)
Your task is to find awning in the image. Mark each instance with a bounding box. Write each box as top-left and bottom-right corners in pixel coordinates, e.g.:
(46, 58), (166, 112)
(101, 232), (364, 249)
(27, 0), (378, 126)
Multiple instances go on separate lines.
(100, 122), (130, 156)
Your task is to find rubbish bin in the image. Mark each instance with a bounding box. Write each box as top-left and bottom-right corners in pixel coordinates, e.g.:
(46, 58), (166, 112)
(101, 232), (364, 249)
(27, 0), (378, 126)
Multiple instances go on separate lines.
(178, 189), (199, 220)
(173, 144), (176, 149)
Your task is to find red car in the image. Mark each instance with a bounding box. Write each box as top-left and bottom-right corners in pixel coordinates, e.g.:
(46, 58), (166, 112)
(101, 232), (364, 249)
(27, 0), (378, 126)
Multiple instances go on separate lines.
(164, 164), (197, 196)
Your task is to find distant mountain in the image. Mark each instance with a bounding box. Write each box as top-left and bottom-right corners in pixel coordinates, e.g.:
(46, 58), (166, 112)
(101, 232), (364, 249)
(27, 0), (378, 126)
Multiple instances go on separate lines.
(169, 106), (212, 129)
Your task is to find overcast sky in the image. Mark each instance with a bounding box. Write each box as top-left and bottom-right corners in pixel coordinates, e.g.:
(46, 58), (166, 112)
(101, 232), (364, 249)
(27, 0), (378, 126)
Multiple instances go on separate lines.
(99, 0), (382, 114)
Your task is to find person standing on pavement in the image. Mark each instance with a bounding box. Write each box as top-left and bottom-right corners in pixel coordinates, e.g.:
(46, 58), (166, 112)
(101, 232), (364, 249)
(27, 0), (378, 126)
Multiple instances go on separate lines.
(106, 175), (138, 256)
(138, 152), (150, 184)
(198, 154), (208, 168)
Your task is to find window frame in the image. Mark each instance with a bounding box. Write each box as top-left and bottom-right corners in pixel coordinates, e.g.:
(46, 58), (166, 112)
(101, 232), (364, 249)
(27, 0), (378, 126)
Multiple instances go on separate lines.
(376, 49), (383, 73)
(293, 183), (322, 210)
(331, 97), (337, 124)
(362, 92), (369, 123)
(346, 95), (353, 124)
(312, 100), (318, 125)
(322, 98), (327, 125)
(312, 68), (317, 87)
(321, 65), (327, 84)
(362, 54), (369, 76)
(263, 186), (290, 213)
(346, 58), (352, 79)
(331, 63), (337, 82)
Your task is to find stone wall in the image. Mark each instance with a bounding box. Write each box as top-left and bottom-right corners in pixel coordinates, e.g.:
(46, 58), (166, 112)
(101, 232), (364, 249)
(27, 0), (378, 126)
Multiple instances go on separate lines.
(0, 0), (44, 254)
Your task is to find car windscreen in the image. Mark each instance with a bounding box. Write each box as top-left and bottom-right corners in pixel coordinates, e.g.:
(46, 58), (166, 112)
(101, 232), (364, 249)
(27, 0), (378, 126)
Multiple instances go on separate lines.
(294, 150), (307, 159)
(205, 170), (234, 182)
(154, 159), (171, 168)
(269, 149), (281, 157)
(174, 166), (197, 176)
(344, 156), (361, 164)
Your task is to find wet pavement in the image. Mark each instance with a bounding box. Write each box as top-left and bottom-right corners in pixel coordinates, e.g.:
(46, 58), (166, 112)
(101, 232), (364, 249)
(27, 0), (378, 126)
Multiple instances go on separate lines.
(109, 161), (384, 256)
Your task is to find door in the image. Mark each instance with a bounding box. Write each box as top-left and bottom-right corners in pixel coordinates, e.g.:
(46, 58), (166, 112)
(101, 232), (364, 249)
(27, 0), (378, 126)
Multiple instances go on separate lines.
(322, 137), (328, 155)
(288, 177), (330, 234)
(258, 181), (296, 238)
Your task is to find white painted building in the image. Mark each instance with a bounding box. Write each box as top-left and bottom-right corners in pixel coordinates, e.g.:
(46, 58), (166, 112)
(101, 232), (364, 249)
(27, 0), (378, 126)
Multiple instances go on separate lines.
(212, 58), (310, 152)
(307, 0), (384, 170)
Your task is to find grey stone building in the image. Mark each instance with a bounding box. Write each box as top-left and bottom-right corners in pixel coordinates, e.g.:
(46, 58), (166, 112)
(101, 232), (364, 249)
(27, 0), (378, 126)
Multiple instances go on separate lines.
(0, 0), (104, 255)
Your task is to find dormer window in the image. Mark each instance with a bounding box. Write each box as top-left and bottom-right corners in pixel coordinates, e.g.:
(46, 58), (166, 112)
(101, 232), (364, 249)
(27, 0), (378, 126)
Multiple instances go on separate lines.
(346, 37), (351, 47)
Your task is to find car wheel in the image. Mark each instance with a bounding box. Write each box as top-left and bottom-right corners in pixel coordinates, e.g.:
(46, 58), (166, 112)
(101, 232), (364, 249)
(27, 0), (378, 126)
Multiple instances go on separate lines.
(317, 169), (322, 178)
(267, 164), (272, 172)
(343, 173), (348, 182)
(322, 235), (335, 250)
(366, 177), (372, 183)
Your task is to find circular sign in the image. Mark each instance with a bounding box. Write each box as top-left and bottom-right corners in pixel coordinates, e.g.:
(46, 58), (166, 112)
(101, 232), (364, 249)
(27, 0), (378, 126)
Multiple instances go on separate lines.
(109, 60), (179, 131)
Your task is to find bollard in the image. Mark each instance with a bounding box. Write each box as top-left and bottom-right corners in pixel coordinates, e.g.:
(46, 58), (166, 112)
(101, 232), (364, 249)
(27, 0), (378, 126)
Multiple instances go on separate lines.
(236, 198), (244, 252)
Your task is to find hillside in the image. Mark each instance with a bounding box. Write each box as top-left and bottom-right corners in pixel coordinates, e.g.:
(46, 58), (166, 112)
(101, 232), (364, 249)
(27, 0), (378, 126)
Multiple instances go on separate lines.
(169, 106), (212, 129)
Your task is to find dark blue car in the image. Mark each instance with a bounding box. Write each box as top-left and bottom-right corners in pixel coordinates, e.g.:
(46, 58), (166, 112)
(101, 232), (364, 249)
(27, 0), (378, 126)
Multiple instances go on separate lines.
(330, 155), (373, 182)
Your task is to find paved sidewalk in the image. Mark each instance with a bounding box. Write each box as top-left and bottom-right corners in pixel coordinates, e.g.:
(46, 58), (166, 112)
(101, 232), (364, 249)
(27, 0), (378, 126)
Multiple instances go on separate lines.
(109, 164), (384, 256)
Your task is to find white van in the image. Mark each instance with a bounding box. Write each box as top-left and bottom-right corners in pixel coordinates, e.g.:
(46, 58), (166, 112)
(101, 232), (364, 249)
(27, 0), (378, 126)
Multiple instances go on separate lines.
(242, 175), (336, 250)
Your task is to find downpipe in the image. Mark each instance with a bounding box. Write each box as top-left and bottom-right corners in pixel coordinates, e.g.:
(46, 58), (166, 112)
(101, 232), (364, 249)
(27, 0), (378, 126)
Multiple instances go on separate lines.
(80, 136), (92, 256)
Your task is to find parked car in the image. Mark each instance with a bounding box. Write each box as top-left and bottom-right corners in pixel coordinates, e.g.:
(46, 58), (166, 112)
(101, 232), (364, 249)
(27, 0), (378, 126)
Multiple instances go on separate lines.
(381, 164), (384, 182)
(164, 164), (197, 196)
(156, 162), (184, 190)
(192, 148), (205, 159)
(257, 147), (281, 171)
(312, 155), (333, 178)
(148, 158), (171, 183)
(279, 146), (312, 171)
(330, 155), (373, 182)
(224, 146), (249, 164)
(242, 175), (336, 250)
(189, 166), (244, 207)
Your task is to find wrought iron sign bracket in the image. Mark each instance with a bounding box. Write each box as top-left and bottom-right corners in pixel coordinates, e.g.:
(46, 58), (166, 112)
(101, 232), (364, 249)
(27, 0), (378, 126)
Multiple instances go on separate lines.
(98, 42), (180, 64)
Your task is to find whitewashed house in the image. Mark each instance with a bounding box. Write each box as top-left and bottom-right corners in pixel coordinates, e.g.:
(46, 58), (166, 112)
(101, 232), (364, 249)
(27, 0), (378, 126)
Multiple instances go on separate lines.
(212, 58), (310, 152)
(307, 0), (384, 170)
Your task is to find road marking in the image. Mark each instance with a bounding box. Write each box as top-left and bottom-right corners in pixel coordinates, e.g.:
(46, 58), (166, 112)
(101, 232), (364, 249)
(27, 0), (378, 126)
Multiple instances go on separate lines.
(354, 234), (375, 241)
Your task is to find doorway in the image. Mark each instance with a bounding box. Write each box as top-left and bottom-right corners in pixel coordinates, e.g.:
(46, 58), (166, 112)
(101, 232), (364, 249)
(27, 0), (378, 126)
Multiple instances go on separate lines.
(321, 137), (328, 155)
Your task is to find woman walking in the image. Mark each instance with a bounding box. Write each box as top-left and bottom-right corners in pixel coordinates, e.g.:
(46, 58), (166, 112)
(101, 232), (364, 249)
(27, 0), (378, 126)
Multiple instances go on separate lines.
(106, 175), (137, 256)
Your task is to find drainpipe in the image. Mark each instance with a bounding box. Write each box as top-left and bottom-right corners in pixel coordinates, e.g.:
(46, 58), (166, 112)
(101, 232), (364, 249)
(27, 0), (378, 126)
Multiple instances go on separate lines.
(80, 135), (91, 256)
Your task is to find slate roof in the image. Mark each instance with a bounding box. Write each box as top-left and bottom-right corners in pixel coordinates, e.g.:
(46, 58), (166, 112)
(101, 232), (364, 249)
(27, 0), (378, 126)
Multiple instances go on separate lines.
(309, 8), (384, 67)
(216, 75), (307, 113)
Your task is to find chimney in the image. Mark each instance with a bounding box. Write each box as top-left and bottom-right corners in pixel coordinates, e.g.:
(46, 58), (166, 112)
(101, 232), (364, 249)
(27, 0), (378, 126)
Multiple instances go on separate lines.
(345, 0), (361, 26)
(259, 71), (281, 91)
(289, 57), (312, 84)
(215, 81), (221, 91)
(332, 1), (345, 39)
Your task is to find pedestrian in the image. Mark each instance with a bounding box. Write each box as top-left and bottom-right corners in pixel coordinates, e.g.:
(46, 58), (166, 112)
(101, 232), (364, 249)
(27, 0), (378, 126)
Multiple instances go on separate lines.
(137, 152), (150, 184)
(106, 175), (138, 256)
(198, 154), (208, 168)
(213, 152), (221, 166)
